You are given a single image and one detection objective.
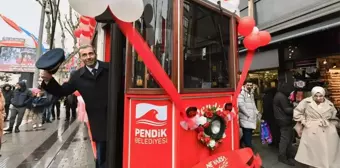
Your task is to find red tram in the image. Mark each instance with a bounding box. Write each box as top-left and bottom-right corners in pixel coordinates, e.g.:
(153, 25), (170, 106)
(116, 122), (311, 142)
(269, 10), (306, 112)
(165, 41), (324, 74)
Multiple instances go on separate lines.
(70, 0), (263, 167)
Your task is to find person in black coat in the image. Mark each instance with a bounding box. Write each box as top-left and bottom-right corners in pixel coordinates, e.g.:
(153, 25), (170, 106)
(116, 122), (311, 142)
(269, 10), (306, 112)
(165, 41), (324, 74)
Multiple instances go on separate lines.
(40, 45), (109, 168)
(2, 84), (13, 121)
(5, 81), (32, 133)
(64, 93), (78, 121)
(51, 95), (61, 120)
(273, 83), (295, 166)
(262, 87), (280, 148)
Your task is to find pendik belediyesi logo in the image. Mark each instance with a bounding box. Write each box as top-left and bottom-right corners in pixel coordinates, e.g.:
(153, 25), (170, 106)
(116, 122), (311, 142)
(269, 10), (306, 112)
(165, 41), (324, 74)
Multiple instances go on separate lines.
(134, 103), (168, 145)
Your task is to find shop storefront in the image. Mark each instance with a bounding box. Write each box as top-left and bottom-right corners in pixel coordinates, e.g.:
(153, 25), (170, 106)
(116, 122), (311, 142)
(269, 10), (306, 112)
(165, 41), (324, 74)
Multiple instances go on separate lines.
(281, 26), (340, 108)
(248, 70), (278, 111)
(239, 49), (279, 111)
(318, 56), (340, 108)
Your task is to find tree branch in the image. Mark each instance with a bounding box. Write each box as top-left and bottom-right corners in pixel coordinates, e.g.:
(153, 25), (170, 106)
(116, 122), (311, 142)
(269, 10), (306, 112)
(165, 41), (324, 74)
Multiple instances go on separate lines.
(58, 12), (65, 49)
(36, 0), (44, 7)
(48, 0), (54, 22)
(64, 21), (73, 38)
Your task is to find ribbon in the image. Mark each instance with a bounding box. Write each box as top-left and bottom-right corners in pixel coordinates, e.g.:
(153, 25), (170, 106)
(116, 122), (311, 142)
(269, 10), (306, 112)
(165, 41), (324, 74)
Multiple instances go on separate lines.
(231, 50), (255, 107)
(112, 15), (195, 128)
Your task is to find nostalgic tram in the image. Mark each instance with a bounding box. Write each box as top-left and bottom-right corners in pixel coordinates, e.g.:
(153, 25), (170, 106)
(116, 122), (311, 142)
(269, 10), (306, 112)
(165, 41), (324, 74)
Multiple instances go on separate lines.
(69, 0), (262, 167)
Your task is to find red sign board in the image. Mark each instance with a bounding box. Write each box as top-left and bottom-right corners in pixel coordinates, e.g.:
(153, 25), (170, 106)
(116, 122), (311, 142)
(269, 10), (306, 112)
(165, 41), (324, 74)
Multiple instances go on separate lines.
(192, 148), (262, 168)
(126, 99), (173, 168)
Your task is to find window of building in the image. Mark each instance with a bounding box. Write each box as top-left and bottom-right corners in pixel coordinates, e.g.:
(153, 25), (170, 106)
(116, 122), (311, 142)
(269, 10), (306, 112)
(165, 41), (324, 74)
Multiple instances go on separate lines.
(131, 1), (173, 88)
(183, 0), (231, 89)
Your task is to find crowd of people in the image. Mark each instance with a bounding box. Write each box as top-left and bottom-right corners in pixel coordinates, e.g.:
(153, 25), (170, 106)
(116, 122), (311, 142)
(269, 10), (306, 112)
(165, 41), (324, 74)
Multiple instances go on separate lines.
(0, 82), (78, 134)
(238, 80), (340, 168)
(0, 44), (107, 168)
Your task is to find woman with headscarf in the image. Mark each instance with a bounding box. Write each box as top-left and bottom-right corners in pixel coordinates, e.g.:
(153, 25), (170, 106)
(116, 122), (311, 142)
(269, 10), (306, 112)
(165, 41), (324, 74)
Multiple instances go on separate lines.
(294, 86), (340, 168)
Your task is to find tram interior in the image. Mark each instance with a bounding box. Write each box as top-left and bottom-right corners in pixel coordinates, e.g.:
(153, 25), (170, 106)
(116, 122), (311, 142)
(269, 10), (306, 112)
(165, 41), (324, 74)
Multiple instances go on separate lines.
(129, 0), (231, 89)
(183, 0), (230, 88)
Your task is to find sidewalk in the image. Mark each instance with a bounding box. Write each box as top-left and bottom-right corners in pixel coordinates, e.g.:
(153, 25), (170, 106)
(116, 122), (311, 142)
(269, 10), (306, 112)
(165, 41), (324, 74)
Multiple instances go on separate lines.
(254, 136), (304, 168)
(0, 107), (95, 168)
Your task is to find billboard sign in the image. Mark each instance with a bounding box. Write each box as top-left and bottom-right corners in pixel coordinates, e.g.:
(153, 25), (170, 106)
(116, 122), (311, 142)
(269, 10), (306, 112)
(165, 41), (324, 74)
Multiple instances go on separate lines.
(0, 47), (36, 72)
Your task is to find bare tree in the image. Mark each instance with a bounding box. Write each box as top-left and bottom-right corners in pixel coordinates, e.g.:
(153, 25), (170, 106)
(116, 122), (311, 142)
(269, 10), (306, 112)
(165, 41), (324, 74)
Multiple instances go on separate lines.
(57, 13), (65, 49)
(45, 14), (52, 46)
(63, 6), (80, 51)
(36, 0), (61, 49)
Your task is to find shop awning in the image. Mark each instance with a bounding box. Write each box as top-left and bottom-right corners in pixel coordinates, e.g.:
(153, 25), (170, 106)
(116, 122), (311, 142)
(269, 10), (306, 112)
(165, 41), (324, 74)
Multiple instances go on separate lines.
(239, 49), (279, 71)
(239, 16), (340, 53)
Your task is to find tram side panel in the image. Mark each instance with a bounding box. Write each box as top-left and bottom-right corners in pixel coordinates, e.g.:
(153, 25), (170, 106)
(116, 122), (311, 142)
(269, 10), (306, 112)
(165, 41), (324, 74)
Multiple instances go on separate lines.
(123, 95), (174, 168)
(178, 93), (234, 168)
(123, 93), (236, 168)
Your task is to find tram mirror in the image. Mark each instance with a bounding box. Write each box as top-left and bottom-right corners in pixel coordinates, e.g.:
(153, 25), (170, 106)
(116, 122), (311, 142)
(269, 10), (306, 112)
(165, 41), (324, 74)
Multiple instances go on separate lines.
(143, 4), (153, 24)
(183, 0), (231, 89)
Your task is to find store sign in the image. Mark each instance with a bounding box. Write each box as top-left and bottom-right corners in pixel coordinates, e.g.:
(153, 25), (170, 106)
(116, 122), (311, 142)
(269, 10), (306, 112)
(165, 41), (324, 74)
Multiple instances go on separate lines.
(128, 101), (173, 168)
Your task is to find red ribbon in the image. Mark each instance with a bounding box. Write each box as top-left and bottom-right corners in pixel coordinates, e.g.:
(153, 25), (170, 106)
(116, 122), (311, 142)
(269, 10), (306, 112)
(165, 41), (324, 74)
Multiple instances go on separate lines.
(112, 15), (195, 128)
(232, 50), (255, 107)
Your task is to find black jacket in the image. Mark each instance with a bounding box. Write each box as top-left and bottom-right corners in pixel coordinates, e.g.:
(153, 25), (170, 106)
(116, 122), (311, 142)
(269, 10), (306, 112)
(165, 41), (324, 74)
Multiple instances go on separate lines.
(2, 84), (13, 105)
(42, 61), (109, 141)
(273, 83), (295, 126)
(262, 87), (277, 122)
(11, 81), (32, 108)
(64, 94), (78, 108)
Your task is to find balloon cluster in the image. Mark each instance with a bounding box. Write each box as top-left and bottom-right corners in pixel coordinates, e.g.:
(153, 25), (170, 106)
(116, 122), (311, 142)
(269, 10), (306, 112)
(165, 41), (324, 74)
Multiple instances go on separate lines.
(73, 16), (97, 45)
(68, 0), (144, 23)
(237, 16), (271, 50)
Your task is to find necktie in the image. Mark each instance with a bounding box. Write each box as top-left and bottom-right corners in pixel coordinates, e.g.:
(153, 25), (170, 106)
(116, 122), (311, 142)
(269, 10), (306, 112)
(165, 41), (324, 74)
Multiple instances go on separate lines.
(92, 69), (97, 76)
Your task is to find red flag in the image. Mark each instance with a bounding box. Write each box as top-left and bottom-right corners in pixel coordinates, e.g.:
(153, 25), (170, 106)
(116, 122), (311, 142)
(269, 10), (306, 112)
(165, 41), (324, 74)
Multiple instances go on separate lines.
(0, 14), (22, 32)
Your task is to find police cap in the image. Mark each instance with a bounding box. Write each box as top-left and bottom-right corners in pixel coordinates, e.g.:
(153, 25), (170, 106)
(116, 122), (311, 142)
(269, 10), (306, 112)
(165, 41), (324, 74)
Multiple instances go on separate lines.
(35, 48), (65, 74)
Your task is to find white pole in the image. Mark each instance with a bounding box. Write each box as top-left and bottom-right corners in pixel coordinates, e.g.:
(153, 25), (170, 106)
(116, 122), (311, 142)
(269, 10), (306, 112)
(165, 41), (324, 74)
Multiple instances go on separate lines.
(32, 0), (46, 88)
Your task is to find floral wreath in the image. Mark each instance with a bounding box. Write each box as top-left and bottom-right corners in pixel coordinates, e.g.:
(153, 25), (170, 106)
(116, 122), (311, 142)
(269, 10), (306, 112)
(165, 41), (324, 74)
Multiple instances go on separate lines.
(184, 104), (231, 150)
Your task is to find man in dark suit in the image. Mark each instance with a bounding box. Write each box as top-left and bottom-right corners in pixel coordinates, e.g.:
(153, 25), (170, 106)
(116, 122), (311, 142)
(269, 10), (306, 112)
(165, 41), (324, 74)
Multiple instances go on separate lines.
(40, 45), (109, 168)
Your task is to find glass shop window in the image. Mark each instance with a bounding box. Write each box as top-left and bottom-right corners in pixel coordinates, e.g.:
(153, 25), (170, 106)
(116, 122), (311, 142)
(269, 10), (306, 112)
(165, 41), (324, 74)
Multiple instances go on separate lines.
(183, 0), (231, 89)
(131, 0), (173, 88)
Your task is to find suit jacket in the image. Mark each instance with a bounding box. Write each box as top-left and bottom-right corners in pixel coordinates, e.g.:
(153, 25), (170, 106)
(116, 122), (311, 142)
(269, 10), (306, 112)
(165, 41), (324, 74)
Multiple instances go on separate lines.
(41, 61), (109, 141)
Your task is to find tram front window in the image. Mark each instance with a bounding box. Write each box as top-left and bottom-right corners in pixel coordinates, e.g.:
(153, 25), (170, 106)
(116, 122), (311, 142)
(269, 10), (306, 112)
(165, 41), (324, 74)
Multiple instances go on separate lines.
(183, 0), (231, 89)
(131, 1), (173, 88)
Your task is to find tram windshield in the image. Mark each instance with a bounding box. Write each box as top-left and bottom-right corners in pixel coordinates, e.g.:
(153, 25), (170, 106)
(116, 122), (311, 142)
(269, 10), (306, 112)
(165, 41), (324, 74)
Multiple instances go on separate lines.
(183, 0), (231, 89)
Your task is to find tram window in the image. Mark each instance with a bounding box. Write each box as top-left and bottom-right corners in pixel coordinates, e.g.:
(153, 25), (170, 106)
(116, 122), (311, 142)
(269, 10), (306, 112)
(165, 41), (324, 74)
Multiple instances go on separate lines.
(131, 1), (173, 88)
(183, 0), (231, 89)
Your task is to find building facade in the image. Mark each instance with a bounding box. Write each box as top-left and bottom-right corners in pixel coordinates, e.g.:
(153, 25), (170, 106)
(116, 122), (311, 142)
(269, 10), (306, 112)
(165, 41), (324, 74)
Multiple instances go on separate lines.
(239, 0), (340, 108)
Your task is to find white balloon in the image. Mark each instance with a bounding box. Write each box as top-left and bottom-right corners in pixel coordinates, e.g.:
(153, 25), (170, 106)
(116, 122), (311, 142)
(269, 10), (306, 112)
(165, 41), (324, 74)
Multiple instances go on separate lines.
(221, 1), (239, 15)
(68, 0), (108, 17)
(252, 27), (259, 34)
(109, 0), (144, 22)
(228, 0), (240, 7)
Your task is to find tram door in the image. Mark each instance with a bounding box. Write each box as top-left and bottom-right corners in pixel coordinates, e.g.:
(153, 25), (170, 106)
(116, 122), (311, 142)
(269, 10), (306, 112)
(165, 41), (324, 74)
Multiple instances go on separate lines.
(106, 23), (126, 168)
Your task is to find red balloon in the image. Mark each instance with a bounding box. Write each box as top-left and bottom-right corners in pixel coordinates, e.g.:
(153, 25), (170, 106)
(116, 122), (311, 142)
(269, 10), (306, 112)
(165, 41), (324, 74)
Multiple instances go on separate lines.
(74, 28), (82, 38)
(238, 16), (256, 37)
(243, 33), (260, 50)
(89, 26), (95, 33)
(89, 18), (96, 27)
(81, 30), (91, 37)
(80, 16), (90, 25)
(258, 31), (271, 46)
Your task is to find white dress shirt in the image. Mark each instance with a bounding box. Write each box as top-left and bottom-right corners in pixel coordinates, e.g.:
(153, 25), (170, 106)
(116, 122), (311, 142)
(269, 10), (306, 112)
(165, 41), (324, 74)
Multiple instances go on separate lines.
(86, 61), (99, 75)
